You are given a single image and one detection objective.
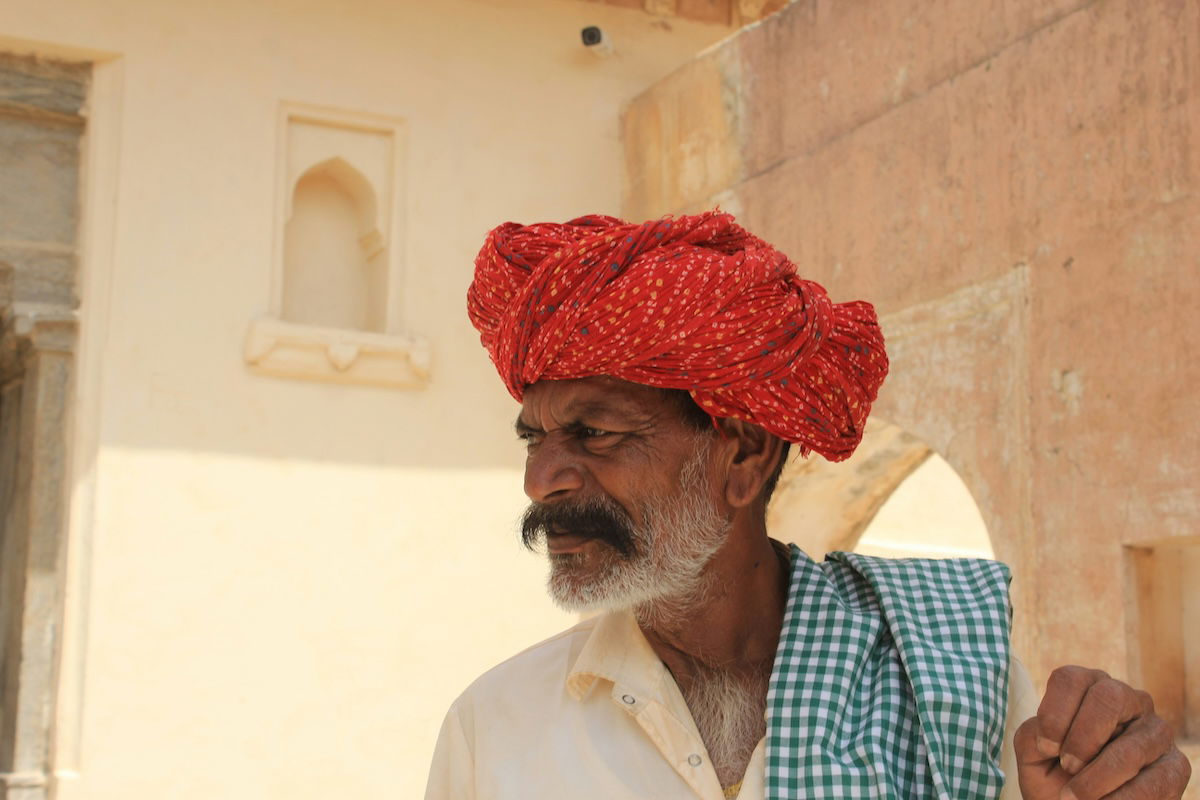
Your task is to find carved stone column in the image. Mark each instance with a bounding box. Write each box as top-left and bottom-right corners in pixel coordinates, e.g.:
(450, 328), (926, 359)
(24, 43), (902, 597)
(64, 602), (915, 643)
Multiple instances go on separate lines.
(0, 285), (77, 800)
(0, 52), (88, 800)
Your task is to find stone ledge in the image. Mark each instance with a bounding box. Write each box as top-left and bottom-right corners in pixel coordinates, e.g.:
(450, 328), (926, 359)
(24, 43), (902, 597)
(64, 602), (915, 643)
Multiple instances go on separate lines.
(243, 316), (430, 389)
(0, 770), (46, 790)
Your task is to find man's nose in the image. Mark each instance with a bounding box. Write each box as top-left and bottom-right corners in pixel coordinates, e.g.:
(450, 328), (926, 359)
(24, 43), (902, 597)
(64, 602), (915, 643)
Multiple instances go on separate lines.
(523, 439), (585, 503)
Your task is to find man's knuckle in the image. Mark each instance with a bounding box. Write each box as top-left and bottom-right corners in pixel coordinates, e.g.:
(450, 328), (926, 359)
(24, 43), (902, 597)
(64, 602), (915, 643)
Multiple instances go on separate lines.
(1066, 772), (1107, 800)
(1144, 751), (1191, 798)
(1143, 716), (1172, 752)
(1169, 748), (1192, 786)
(1064, 784), (1095, 800)
(1048, 665), (1088, 693)
(1049, 664), (1081, 681)
(1052, 664), (1111, 690)
(1013, 717), (1038, 750)
(1089, 678), (1128, 716)
(1136, 770), (1169, 800)
(1096, 677), (1126, 698)
(1095, 735), (1149, 779)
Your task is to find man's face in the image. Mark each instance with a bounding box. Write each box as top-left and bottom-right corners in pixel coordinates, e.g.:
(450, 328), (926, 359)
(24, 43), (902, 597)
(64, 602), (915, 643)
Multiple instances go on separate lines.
(516, 377), (730, 614)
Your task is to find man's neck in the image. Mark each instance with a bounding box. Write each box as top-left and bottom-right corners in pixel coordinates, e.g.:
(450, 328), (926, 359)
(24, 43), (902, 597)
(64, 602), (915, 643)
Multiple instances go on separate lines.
(634, 530), (790, 787)
(636, 531), (790, 692)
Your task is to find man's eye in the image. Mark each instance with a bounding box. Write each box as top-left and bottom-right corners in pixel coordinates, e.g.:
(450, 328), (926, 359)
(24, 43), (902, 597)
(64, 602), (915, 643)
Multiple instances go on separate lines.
(578, 427), (614, 440)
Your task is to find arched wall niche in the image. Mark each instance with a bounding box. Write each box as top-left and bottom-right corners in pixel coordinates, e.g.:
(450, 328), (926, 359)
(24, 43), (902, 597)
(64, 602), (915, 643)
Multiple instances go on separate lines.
(244, 103), (429, 388)
(286, 155), (380, 236)
(282, 157), (387, 333)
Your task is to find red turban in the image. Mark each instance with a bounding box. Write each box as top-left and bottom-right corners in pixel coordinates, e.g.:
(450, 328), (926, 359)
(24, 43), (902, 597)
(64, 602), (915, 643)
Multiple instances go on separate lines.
(467, 211), (888, 462)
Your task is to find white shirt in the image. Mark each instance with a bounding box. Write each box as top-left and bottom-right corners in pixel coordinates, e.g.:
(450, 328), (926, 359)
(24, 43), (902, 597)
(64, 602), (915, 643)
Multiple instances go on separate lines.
(425, 611), (1038, 800)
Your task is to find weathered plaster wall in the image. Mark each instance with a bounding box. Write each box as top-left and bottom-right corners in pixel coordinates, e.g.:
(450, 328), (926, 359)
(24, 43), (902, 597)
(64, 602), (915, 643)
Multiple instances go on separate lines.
(623, 0), (1198, 756)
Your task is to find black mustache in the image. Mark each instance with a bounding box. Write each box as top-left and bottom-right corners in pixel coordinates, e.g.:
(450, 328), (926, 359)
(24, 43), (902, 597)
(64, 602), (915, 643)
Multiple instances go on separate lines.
(520, 500), (635, 558)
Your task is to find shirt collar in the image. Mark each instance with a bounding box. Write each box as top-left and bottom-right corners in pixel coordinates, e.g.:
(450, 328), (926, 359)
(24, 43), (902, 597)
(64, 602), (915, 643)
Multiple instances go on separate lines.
(566, 610), (670, 704)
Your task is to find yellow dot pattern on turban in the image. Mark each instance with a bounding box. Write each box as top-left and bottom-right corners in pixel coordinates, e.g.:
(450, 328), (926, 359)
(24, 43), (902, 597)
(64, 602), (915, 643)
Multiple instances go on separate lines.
(467, 211), (888, 462)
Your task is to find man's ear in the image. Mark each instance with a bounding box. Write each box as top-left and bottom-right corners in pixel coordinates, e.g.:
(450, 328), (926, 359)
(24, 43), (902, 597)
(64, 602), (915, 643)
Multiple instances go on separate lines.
(716, 419), (785, 508)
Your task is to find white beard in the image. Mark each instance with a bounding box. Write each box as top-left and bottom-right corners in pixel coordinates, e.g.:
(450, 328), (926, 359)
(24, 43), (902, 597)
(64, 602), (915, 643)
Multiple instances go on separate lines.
(545, 442), (730, 621)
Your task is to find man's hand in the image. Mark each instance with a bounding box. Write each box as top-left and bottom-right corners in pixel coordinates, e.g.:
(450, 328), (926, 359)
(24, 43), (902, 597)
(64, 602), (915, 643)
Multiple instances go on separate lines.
(1013, 666), (1191, 799)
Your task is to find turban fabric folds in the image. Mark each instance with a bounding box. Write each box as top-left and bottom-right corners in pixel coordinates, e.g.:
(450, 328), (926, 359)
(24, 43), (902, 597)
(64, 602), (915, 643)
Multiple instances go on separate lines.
(467, 211), (888, 462)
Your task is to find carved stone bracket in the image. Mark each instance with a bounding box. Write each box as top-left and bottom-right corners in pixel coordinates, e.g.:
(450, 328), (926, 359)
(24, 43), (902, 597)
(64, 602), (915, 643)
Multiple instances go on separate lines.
(1, 302), (78, 379)
(243, 316), (430, 388)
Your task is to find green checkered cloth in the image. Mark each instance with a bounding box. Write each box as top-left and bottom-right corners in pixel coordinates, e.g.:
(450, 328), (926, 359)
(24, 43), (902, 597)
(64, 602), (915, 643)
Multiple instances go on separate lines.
(765, 546), (1012, 799)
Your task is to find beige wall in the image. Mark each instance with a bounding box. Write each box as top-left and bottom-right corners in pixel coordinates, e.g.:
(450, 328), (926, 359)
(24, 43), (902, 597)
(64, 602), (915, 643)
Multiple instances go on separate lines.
(0, 2), (727, 798)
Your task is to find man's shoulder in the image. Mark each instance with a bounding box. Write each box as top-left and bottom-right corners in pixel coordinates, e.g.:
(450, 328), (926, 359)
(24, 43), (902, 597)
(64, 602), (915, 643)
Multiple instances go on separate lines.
(455, 615), (599, 707)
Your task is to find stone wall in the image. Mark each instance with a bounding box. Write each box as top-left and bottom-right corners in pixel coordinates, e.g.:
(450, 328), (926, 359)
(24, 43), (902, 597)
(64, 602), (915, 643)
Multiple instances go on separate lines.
(622, 0), (1199, 763)
(0, 53), (86, 800)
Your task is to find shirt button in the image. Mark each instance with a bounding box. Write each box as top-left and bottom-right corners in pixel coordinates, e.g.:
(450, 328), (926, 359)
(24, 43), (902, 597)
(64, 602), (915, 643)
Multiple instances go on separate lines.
(687, 754), (702, 767)
(621, 694), (636, 705)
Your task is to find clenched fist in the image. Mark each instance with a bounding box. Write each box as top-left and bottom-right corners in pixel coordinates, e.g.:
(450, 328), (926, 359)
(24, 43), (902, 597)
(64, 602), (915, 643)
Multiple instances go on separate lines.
(1014, 666), (1191, 799)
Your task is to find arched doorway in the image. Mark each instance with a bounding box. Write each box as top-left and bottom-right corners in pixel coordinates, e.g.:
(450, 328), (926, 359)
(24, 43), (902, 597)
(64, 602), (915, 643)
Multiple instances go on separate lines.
(767, 418), (992, 561)
(855, 452), (992, 560)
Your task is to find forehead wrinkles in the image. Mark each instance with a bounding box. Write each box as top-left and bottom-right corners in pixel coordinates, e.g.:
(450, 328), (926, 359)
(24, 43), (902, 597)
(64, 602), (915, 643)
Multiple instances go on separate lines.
(519, 381), (664, 430)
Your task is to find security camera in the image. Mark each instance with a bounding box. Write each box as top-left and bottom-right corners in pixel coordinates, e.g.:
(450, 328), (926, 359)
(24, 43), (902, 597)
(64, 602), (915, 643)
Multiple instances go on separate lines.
(581, 26), (613, 57)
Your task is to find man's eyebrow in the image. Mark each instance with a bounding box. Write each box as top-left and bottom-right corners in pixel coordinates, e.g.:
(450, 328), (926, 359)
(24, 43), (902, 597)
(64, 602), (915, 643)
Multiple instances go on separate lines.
(514, 401), (655, 435)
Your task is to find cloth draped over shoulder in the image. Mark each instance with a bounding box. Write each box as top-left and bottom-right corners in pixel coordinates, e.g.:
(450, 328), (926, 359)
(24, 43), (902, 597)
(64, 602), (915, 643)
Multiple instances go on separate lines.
(768, 546), (1013, 799)
(467, 211), (889, 461)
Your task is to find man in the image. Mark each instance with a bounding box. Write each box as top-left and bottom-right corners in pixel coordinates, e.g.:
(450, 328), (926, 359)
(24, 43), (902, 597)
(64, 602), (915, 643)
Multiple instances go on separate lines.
(426, 211), (1190, 799)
